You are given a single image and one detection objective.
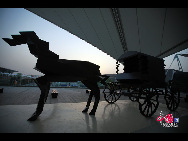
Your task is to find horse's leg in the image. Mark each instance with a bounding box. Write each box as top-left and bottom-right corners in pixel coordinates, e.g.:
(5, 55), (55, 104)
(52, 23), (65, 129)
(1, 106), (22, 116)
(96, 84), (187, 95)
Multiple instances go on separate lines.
(27, 75), (50, 121)
(81, 80), (100, 115)
(89, 84), (100, 115)
(81, 80), (95, 113)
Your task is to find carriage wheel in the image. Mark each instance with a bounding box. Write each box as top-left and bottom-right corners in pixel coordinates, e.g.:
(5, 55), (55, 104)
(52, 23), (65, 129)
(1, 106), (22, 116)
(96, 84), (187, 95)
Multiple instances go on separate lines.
(165, 88), (180, 111)
(103, 82), (121, 104)
(129, 88), (139, 102)
(139, 88), (159, 117)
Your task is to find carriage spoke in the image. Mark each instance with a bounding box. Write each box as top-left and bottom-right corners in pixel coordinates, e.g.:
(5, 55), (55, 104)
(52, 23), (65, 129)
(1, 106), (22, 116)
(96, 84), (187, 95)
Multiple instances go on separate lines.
(151, 102), (153, 114)
(143, 103), (148, 113)
(106, 93), (112, 98)
(113, 94), (117, 102)
(111, 94), (114, 102)
(146, 103), (150, 116)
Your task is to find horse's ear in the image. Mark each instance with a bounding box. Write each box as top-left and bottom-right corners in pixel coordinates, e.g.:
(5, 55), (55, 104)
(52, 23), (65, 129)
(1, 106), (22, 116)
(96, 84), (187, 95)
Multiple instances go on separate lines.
(11, 35), (27, 44)
(2, 32), (33, 46)
(2, 38), (18, 46)
(19, 31), (39, 41)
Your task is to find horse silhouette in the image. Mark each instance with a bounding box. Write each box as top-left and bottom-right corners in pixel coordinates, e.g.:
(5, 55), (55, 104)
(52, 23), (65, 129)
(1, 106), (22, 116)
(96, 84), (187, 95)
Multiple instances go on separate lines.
(3, 31), (108, 121)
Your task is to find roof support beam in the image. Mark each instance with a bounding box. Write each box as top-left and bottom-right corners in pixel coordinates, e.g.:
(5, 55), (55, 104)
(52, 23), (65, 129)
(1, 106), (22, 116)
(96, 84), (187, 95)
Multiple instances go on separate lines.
(110, 8), (128, 52)
(156, 38), (188, 58)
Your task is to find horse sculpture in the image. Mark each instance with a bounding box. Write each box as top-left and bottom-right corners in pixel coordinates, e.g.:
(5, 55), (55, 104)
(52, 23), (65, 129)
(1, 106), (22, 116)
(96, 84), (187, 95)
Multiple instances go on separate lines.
(3, 31), (108, 121)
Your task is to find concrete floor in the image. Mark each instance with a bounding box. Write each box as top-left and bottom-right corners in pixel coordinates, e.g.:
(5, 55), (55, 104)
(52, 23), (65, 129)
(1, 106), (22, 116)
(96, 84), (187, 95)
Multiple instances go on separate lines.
(0, 86), (129, 105)
(0, 100), (188, 133)
(0, 86), (188, 133)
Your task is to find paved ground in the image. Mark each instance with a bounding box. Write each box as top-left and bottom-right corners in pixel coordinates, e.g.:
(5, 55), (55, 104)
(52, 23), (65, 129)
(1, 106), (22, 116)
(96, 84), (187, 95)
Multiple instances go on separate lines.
(0, 86), (92, 105)
(0, 86), (133, 105)
(0, 86), (188, 109)
(1, 100), (188, 133)
(0, 86), (188, 133)
(0, 86), (111, 105)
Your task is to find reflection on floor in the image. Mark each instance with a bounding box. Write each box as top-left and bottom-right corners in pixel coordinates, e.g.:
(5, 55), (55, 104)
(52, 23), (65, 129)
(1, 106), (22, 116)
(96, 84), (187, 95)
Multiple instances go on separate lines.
(0, 100), (188, 133)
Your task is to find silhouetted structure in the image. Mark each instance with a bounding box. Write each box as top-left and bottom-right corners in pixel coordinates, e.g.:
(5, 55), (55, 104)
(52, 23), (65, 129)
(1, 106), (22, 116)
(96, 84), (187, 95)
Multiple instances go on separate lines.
(103, 51), (181, 117)
(0, 67), (18, 74)
(3, 31), (108, 121)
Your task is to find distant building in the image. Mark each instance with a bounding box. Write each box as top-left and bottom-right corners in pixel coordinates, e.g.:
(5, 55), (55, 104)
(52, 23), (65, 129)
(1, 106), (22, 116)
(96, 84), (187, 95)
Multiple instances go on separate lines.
(0, 67), (18, 86)
(0, 67), (18, 74)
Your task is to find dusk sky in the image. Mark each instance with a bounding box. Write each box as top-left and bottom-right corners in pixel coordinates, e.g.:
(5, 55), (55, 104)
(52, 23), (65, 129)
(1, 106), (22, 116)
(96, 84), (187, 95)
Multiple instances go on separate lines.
(0, 8), (188, 76)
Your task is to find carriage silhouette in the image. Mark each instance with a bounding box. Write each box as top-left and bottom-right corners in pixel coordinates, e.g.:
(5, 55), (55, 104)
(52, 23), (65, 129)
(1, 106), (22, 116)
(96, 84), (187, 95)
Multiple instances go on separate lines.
(103, 51), (188, 117)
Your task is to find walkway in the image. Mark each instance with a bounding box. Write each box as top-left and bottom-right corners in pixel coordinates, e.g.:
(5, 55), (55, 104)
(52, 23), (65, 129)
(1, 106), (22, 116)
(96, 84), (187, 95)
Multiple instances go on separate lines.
(0, 86), (188, 133)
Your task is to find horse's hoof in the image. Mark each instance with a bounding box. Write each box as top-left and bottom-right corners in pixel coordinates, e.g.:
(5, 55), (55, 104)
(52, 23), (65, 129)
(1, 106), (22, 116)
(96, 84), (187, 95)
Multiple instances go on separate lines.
(27, 115), (38, 121)
(27, 112), (39, 121)
(82, 107), (89, 113)
(89, 111), (95, 115)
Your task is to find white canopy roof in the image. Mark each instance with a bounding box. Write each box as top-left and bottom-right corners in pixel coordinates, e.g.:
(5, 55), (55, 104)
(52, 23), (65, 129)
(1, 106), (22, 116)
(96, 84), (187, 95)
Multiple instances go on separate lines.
(26, 8), (188, 60)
